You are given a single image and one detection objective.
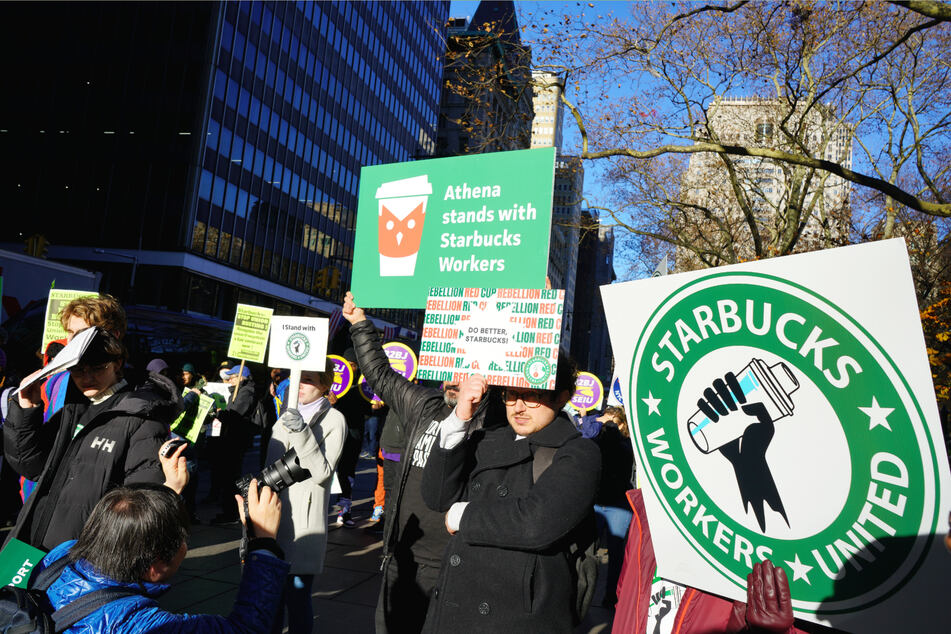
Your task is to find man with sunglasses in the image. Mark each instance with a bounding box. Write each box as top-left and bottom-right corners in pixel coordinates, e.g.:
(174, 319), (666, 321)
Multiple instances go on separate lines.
(420, 360), (601, 633)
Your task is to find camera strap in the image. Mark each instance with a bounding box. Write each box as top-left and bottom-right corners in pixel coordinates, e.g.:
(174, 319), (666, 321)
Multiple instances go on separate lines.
(238, 496), (256, 564)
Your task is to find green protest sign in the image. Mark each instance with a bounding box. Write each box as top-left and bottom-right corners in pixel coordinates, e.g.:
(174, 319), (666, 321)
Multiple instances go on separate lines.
(42, 289), (97, 351)
(170, 391), (215, 443)
(227, 304), (274, 363)
(351, 147), (556, 309)
(0, 538), (46, 588)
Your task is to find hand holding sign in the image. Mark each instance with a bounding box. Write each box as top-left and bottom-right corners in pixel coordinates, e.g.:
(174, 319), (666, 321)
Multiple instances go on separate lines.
(342, 291), (366, 325)
(456, 374), (487, 420)
(744, 561), (794, 633)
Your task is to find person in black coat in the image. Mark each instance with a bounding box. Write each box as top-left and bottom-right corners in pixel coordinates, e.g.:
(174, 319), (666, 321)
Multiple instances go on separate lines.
(342, 292), (492, 634)
(211, 364), (256, 523)
(420, 357), (601, 633)
(3, 327), (182, 549)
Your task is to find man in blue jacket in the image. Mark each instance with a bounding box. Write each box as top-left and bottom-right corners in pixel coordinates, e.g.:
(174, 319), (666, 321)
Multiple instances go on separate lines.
(37, 476), (288, 633)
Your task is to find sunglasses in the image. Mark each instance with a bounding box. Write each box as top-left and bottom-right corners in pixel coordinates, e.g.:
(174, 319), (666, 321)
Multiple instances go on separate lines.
(500, 388), (547, 408)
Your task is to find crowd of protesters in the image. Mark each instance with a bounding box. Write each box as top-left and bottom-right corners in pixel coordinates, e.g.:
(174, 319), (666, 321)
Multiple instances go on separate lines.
(1, 291), (945, 634)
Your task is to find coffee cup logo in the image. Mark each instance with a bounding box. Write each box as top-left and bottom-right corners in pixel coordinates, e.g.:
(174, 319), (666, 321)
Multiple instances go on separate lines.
(376, 175), (432, 276)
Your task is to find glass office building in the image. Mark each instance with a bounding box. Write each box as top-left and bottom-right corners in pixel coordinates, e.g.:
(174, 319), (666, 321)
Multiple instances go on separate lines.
(2, 1), (448, 353)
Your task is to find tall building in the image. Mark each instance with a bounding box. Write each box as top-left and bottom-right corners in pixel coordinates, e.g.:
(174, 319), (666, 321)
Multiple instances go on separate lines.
(677, 96), (852, 271)
(571, 209), (616, 383)
(1, 1), (449, 355)
(435, 1), (533, 156)
(549, 156), (583, 350)
(530, 71), (565, 149)
(527, 71), (583, 350)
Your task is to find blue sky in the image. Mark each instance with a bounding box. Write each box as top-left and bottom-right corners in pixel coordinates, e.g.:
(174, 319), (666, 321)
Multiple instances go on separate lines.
(446, 1), (630, 274)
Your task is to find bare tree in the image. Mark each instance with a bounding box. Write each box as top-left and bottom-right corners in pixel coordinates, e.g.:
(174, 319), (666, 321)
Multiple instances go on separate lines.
(520, 1), (951, 271)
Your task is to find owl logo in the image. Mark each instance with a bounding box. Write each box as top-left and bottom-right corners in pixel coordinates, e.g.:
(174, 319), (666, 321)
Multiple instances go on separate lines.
(378, 203), (425, 259)
(375, 175), (432, 277)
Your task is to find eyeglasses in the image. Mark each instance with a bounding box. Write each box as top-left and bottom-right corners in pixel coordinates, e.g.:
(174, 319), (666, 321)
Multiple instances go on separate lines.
(69, 362), (114, 377)
(501, 388), (546, 408)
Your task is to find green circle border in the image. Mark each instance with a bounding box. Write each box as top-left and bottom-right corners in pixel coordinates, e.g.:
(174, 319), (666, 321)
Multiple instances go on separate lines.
(629, 271), (943, 614)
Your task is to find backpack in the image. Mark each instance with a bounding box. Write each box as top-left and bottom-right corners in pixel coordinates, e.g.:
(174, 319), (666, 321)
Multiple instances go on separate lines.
(0, 555), (140, 633)
(532, 446), (598, 626)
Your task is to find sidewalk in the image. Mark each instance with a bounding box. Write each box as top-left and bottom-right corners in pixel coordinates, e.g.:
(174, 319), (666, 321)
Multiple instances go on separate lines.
(163, 451), (615, 632)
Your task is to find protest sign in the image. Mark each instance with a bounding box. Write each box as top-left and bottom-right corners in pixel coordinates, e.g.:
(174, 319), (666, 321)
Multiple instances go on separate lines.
(268, 316), (329, 410)
(268, 317), (328, 371)
(351, 147), (556, 309)
(227, 304), (274, 363)
(358, 375), (383, 405)
(600, 239), (951, 633)
(570, 372), (604, 413)
(171, 391), (215, 443)
(327, 354), (354, 398)
(416, 287), (564, 389)
(42, 289), (96, 351)
(0, 538), (46, 588)
(358, 342), (418, 404)
(606, 372), (624, 407)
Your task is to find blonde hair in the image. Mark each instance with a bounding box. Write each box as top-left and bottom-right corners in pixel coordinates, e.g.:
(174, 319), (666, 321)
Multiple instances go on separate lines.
(60, 295), (127, 339)
(604, 406), (629, 438)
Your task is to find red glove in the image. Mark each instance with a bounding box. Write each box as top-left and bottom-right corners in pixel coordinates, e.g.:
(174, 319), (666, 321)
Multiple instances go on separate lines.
(745, 560), (794, 633)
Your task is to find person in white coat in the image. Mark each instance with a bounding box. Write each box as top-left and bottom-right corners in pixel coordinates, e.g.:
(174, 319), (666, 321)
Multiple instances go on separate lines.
(268, 360), (347, 634)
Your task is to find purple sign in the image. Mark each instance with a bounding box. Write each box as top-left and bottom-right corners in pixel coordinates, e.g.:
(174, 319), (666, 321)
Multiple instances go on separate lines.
(358, 341), (419, 404)
(383, 342), (417, 381)
(327, 354), (353, 398)
(570, 371), (604, 413)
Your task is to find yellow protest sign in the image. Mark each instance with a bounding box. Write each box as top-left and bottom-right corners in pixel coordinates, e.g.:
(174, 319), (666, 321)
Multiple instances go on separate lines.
(42, 289), (97, 351)
(227, 304), (274, 363)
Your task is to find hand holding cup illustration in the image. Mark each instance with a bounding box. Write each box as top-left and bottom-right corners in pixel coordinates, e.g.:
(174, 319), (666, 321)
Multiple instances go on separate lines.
(690, 359), (798, 532)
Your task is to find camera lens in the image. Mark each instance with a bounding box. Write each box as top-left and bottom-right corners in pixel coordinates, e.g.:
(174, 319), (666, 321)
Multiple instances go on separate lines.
(236, 448), (310, 498)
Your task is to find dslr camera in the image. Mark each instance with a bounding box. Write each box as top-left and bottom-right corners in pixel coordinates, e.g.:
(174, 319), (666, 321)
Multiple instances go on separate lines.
(235, 447), (310, 499)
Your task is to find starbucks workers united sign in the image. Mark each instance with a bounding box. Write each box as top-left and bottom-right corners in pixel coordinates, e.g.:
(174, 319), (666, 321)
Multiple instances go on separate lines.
(602, 240), (951, 633)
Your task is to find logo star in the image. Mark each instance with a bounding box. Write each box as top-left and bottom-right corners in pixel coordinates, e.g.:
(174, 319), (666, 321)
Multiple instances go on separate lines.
(642, 392), (661, 416)
(859, 397), (894, 431)
(784, 554), (813, 585)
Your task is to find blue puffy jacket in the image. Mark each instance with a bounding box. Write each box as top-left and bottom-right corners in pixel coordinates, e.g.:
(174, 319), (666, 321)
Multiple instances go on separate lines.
(39, 540), (289, 633)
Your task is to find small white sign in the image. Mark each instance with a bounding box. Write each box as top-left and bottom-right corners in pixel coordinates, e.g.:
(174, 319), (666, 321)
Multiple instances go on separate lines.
(267, 317), (329, 370)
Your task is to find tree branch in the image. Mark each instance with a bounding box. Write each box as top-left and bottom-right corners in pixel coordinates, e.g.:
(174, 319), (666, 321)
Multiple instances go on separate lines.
(581, 142), (951, 216)
(892, 0), (951, 22)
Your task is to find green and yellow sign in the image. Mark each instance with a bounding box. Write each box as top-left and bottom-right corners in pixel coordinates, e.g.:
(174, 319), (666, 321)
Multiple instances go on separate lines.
(227, 304), (274, 363)
(351, 147), (556, 309)
(42, 289), (96, 351)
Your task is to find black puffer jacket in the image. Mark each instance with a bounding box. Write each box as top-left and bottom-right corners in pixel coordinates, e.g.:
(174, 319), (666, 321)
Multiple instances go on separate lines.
(3, 372), (182, 549)
(421, 413), (601, 633)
